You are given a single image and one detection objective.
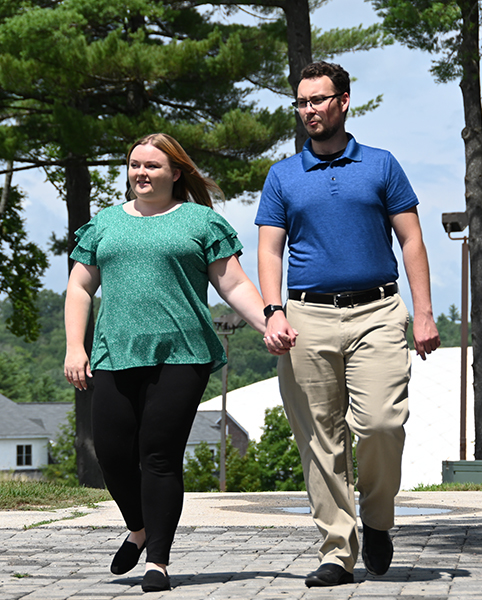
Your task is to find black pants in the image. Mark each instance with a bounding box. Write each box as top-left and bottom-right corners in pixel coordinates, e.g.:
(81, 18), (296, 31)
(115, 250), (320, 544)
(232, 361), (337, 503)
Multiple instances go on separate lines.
(92, 363), (211, 564)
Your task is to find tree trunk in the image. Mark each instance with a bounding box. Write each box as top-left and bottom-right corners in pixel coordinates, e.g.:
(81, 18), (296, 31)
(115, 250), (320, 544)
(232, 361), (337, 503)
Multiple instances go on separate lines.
(0, 160), (13, 216)
(458, 0), (482, 458)
(282, 0), (312, 152)
(65, 156), (104, 488)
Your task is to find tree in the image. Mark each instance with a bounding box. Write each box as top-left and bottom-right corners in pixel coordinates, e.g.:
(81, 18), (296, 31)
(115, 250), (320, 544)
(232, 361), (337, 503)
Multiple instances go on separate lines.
(257, 405), (305, 490)
(0, 350), (34, 402)
(42, 409), (79, 486)
(0, 290), (76, 403)
(369, 0), (482, 458)
(0, 186), (48, 341)
(183, 441), (220, 492)
(183, 408), (304, 491)
(210, 0), (390, 149)
(228, 440), (263, 491)
(449, 303), (462, 323)
(183, 437), (261, 491)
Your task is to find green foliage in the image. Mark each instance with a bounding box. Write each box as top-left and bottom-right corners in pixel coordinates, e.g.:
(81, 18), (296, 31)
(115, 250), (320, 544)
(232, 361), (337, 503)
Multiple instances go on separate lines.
(0, 349), (72, 403)
(42, 409), (78, 486)
(411, 481), (482, 491)
(405, 304), (471, 349)
(436, 303), (472, 347)
(406, 313), (414, 349)
(184, 406), (305, 492)
(370, 0), (463, 82)
(226, 440), (263, 492)
(352, 432), (359, 483)
(183, 441), (219, 492)
(349, 94), (384, 118)
(312, 23), (393, 58)
(0, 290), (75, 403)
(183, 437), (262, 492)
(3, 290), (471, 491)
(0, 349), (33, 402)
(0, 0), (394, 205)
(202, 303), (277, 402)
(0, 186), (48, 341)
(0, 0), (296, 199)
(256, 406), (305, 491)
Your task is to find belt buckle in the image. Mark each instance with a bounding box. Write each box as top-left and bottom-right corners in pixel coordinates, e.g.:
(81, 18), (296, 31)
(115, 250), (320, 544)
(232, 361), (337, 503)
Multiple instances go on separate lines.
(334, 293), (354, 308)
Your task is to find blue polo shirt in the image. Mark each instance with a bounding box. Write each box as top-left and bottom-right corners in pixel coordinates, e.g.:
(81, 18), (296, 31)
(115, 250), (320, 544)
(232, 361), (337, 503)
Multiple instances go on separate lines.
(255, 135), (419, 293)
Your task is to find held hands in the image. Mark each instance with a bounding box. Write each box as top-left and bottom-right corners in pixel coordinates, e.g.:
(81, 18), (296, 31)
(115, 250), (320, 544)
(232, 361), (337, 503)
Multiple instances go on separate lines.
(413, 313), (440, 361)
(263, 311), (298, 355)
(64, 348), (93, 391)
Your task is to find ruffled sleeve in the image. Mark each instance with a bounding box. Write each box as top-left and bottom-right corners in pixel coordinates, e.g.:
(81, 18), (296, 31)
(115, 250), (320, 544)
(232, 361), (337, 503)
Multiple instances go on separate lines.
(204, 211), (243, 265)
(70, 219), (99, 266)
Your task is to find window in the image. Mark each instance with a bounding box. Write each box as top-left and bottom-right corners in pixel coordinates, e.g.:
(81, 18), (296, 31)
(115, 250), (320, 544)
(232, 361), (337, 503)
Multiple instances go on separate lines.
(17, 445), (32, 467)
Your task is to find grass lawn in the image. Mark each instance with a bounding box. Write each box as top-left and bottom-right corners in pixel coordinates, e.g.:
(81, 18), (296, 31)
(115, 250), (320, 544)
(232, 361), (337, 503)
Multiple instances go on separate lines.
(0, 480), (480, 512)
(0, 479), (112, 510)
(410, 482), (482, 492)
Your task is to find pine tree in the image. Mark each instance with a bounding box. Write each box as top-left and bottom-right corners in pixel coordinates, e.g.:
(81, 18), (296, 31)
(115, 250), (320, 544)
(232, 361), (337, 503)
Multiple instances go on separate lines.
(0, 186), (48, 341)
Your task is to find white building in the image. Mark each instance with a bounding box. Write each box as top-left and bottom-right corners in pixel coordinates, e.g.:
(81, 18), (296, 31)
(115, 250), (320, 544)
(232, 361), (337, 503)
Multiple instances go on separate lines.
(0, 393), (49, 474)
(186, 410), (249, 461)
(0, 394), (72, 476)
(200, 347), (474, 491)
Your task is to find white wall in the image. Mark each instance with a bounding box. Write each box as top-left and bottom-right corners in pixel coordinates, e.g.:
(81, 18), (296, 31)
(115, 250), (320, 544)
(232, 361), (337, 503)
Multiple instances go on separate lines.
(0, 437), (49, 471)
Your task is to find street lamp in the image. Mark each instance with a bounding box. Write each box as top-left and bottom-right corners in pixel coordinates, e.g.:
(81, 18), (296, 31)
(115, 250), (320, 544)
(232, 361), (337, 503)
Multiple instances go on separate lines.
(213, 313), (246, 491)
(441, 211), (469, 460)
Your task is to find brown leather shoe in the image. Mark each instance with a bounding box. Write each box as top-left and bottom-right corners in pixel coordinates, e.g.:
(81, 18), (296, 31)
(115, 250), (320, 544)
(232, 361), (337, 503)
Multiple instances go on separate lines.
(305, 563), (354, 587)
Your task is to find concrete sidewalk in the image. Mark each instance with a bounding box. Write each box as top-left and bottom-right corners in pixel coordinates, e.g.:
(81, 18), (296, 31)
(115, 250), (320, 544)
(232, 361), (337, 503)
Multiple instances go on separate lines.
(0, 491), (481, 599)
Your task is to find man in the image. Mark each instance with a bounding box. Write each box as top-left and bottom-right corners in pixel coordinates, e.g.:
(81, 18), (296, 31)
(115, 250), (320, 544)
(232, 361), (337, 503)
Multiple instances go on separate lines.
(256, 61), (440, 587)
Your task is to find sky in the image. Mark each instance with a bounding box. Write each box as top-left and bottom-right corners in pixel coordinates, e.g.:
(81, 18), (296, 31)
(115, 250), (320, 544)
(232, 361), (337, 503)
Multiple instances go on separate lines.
(15, 0), (469, 319)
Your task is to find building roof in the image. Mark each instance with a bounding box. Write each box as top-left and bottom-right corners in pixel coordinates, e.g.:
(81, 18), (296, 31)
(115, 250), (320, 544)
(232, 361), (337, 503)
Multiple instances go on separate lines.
(188, 410), (248, 446)
(0, 393), (49, 439)
(19, 403), (73, 442)
(188, 410), (222, 445)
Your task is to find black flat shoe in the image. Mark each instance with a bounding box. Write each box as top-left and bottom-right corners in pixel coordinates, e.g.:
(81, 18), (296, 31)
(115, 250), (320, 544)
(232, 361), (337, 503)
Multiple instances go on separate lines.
(305, 563), (354, 587)
(142, 569), (171, 592)
(110, 536), (146, 575)
(362, 522), (393, 576)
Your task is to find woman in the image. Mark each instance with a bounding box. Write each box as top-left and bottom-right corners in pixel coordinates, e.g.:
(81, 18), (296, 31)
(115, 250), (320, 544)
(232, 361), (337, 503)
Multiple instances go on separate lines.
(64, 133), (287, 592)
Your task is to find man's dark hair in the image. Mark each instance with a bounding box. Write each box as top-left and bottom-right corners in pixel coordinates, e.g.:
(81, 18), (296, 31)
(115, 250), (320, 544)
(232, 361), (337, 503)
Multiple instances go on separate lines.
(300, 62), (350, 96)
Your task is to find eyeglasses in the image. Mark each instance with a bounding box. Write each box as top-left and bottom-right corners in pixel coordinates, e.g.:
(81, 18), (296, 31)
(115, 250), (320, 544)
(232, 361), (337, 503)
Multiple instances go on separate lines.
(291, 93), (343, 112)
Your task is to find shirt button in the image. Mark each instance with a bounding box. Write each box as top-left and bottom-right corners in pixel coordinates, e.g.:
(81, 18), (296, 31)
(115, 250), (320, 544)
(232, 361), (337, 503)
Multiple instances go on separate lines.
(331, 177), (335, 181)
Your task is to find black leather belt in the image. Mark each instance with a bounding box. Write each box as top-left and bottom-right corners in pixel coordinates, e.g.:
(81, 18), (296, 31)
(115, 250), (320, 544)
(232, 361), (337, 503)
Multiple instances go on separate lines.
(288, 283), (398, 308)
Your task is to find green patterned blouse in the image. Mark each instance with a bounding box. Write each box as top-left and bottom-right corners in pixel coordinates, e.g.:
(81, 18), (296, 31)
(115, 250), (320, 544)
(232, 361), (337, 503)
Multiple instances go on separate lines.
(70, 202), (243, 373)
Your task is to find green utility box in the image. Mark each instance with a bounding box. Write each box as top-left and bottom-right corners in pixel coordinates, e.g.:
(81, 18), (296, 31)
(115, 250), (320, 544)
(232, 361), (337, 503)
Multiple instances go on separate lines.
(442, 460), (482, 484)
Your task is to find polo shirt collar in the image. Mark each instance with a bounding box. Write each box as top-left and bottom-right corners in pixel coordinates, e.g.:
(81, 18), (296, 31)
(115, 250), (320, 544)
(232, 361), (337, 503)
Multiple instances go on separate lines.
(301, 133), (362, 172)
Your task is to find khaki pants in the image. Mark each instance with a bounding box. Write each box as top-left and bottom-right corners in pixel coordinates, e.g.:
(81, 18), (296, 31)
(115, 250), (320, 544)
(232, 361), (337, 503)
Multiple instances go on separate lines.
(278, 293), (411, 572)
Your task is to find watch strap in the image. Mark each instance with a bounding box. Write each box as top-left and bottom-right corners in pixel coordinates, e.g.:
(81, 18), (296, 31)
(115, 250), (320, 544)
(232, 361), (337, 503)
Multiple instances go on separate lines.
(263, 304), (284, 318)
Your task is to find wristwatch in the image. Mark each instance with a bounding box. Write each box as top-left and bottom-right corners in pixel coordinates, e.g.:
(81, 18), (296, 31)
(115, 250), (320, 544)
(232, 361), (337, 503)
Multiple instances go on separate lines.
(263, 304), (284, 318)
